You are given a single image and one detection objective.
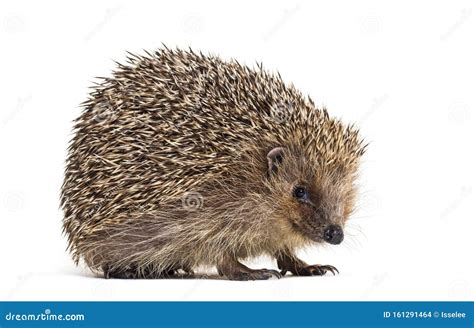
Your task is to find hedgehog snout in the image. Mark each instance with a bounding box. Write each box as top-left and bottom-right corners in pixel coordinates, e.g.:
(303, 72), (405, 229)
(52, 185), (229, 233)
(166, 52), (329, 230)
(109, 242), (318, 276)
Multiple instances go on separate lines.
(323, 224), (344, 245)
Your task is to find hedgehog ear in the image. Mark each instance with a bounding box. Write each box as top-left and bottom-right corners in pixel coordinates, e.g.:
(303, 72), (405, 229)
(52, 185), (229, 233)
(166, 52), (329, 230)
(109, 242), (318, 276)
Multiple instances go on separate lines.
(267, 147), (285, 176)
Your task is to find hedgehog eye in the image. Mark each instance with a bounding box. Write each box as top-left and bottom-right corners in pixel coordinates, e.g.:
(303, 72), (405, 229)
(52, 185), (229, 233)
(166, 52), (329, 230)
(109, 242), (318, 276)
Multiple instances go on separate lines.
(293, 186), (307, 200)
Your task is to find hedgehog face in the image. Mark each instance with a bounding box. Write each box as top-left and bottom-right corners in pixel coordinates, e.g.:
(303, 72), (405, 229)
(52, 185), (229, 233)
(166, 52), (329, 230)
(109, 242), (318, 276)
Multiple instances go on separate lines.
(288, 182), (345, 244)
(267, 147), (356, 245)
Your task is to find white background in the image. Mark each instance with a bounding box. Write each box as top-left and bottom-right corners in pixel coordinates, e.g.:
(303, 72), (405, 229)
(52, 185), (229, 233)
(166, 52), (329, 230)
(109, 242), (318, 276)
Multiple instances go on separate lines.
(0, 0), (473, 301)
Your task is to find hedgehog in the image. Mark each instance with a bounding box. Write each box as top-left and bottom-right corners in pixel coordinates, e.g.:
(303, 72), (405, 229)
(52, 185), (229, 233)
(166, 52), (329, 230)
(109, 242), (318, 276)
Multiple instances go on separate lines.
(60, 47), (366, 280)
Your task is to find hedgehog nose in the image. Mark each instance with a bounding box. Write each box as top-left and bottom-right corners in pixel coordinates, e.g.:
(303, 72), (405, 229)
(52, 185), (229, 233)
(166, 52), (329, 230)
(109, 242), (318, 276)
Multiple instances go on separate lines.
(323, 225), (344, 245)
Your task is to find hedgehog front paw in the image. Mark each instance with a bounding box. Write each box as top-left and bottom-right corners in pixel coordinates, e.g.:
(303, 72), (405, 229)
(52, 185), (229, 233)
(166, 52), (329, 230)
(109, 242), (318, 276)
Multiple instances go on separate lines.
(276, 253), (339, 276)
(217, 257), (282, 281)
(226, 268), (282, 281)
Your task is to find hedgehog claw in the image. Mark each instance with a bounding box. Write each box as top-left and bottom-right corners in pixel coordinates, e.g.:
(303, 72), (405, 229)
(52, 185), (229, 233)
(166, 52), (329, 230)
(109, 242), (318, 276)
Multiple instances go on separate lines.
(277, 253), (339, 277)
(302, 264), (339, 276)
(230, 269), (282, 281)
(217, 258), (282, 281)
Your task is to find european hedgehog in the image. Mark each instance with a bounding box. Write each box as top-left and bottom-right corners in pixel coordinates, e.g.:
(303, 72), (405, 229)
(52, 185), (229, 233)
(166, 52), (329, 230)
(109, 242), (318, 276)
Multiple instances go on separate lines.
(61, 47), (366, 280)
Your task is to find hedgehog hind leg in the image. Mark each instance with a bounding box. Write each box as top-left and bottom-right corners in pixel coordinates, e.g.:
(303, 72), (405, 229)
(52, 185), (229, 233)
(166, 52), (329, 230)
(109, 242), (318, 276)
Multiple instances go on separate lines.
(102, 265), (172, 279)
(102, 263), (193, 279)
